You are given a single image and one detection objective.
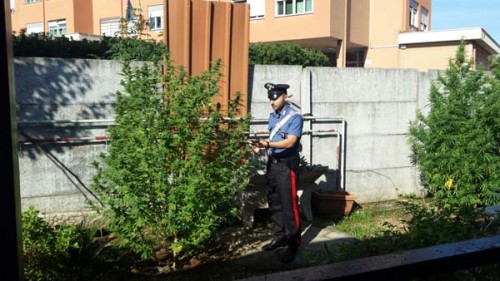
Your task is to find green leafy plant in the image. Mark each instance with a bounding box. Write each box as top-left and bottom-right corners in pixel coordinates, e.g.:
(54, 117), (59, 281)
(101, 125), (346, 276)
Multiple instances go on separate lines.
(408, 41), (500, 209)
(22, 206), (108, 281)
(328, 46), (500, 279)
(91, 51), (252, 263)
(249, 42), (329, 66)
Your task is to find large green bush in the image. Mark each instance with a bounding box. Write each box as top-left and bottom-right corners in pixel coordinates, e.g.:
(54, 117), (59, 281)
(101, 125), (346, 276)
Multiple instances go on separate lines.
(409, 42), (500, 209)
(249, 42), (329, 66)
(90, 53), (252, 262)
(331, 44), (500, 279)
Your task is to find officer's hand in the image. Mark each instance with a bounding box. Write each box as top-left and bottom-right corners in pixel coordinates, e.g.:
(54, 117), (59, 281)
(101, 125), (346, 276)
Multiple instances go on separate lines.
(248, 139), (261, 154)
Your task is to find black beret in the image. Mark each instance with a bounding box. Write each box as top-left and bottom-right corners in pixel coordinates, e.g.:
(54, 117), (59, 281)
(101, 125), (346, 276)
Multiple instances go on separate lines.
(264, 83), (289, 100)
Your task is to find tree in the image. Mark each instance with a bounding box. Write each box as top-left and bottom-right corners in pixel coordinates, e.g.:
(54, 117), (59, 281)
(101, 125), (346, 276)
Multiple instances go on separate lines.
(409, 41), (500, 209)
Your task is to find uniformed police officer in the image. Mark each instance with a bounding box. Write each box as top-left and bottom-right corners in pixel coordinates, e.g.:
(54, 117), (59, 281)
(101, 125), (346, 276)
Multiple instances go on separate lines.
(250, 82), (303, 263)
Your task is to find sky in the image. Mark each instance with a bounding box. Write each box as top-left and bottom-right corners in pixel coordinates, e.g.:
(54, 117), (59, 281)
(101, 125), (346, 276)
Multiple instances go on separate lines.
(431, 0), (500, 44)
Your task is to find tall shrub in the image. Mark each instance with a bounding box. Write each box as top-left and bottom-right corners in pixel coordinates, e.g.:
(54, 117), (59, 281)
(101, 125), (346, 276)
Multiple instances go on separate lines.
(90, 54), (251, 261)
(409, 42), (500, 208)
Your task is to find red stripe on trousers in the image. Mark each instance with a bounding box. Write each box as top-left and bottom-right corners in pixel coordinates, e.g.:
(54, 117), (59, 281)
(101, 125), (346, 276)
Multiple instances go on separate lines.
(290, 169), (300, 230)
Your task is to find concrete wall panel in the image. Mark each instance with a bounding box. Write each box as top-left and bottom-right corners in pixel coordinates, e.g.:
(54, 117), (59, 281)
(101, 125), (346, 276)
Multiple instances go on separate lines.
(248, 64), (303, 118)
(312, 101), (417, 136)
(347, 135), (413, 170)
(15, 58), (123, 121)
(307, 67), (419, 103)
(345, 167), (418, 202)
(15, 58), (439, 217)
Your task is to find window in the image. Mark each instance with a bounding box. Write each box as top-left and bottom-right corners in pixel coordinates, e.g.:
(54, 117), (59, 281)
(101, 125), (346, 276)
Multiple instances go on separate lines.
(100, 18), (121, 37)
(409, 0), (418, 28)
(232, 0), (265, 19)
(148, 5), (163, 31)
(420, 7), (428, 31)
(48, 19), (66, 36)
(247, 0), (265, 19)
(25, 0), (41, 4)
(276, 0), (312, 16)
(26, 22), (43, 34)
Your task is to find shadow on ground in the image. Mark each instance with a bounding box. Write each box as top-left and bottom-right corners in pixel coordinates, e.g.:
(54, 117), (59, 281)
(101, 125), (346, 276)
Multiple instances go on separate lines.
(121, 209), (356, 281)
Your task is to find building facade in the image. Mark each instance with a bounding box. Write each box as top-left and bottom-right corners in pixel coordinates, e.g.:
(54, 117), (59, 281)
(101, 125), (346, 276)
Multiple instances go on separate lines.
(245, 0), (433, 67)
(246, 0), (499, 70)
(10, 0), (166, 41)
(9, 0), (500, 70)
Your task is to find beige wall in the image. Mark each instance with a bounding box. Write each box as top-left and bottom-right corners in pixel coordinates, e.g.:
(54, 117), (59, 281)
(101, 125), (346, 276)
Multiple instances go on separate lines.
(349, 0), (369, 47)
(369, 0), (404, 47)
(364, 0), (403, 68)
(365, 48), (399, 68)
(249, 0), (370, 48)
(44, 0), (75, 32)
(365, 0), (433, 69)
(12, 0), (92, 34)
(398, 41), (497, 72)
(92, 0), (125, 36)
(399, 43), (459, 71)
(11, 0), (45, 33)
(250, 0), (335, 46)
(330, 0), (345, 40)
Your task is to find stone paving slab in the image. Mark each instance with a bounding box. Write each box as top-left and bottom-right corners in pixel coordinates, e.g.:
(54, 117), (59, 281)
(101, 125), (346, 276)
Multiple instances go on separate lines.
(235, 222), (356, 271)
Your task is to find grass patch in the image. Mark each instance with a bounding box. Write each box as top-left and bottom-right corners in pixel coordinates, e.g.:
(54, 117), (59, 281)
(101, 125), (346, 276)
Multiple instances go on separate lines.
(335, 200), (407, 239)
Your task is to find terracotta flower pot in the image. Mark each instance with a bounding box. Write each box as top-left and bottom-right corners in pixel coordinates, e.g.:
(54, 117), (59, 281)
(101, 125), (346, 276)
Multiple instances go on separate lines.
(312, 190), (356, 217)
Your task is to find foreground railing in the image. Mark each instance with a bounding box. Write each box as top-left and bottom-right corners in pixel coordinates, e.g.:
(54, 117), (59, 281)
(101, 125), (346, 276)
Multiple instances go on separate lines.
(237, 234), (500, 281)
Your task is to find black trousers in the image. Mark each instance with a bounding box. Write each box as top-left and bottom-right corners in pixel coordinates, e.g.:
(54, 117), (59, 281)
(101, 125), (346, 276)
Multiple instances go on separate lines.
(266, 155), (301, 247)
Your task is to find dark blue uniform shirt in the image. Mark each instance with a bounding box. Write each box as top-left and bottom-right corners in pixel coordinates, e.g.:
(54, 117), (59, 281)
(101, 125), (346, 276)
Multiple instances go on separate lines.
(268, 103), (303, 158)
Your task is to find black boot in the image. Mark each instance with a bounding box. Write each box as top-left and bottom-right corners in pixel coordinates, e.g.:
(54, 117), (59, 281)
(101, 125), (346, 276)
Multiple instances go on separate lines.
(281, 245), (298, 263)
(262, 237), (287, 251)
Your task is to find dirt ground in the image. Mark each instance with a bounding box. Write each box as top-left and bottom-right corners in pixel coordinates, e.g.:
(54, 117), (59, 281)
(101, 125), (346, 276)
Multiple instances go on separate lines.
(102, 208), (349, 281)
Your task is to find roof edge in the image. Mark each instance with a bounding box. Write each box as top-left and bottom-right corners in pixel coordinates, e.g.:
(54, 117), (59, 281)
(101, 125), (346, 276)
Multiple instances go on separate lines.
(398, 28), (500, 54)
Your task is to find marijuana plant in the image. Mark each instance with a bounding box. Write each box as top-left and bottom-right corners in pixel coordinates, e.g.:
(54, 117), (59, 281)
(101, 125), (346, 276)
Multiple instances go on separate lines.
(91, 55), (251, 261)
(409, 41), (500, 209)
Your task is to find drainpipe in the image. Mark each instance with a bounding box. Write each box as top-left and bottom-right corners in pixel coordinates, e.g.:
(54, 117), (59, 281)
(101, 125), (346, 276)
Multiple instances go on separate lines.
(42, 0), (46, 34)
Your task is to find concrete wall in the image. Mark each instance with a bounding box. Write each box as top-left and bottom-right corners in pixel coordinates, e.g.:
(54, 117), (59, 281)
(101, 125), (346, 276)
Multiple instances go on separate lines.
(16, 58), (120, 219)
(15, 58), (440, 218)
(250, 65), (439, 202)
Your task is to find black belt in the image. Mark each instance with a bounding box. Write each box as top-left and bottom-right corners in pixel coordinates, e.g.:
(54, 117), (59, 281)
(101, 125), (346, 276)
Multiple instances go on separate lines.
(268, 155), (299, 164)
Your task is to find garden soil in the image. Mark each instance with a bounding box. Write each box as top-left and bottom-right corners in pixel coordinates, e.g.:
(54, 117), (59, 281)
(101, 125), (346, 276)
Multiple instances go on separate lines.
(118, 209), (355, 281)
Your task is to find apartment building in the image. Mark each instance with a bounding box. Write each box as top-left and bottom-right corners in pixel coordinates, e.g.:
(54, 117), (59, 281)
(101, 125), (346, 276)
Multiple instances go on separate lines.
(10, 0), (166, 41)
(9, 0), (500, 70)
(246, 0), (499, 70)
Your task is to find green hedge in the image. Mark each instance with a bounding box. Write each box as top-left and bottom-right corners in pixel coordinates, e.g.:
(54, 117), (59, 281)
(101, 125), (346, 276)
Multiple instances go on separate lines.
(13, 33), (167, 61)
(249, 42), (329, 66)
(13, 33), (329, 66)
